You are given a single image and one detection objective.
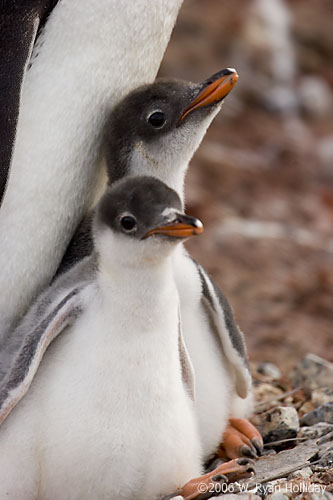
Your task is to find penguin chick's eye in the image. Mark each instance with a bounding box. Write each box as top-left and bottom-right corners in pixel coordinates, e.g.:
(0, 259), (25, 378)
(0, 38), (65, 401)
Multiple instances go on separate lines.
(120, 216), (137, 231)
(148, 111), (166, 128)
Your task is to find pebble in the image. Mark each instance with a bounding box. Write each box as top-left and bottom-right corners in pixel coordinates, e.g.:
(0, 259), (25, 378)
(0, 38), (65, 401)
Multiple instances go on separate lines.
(312, 451), (333, 472)
(289, 354), (333, 390)
(300, 403), (333, 426)
(257, 362), (281, 380)
(260, 406), (300, 443)
(288, 466), (312, 480)
(312, 387), (333, 407)
(298, 422), (333, 440)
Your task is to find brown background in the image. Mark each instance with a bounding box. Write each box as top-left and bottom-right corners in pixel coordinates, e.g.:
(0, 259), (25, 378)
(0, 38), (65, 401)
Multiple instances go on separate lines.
(159, 0), (333, 372)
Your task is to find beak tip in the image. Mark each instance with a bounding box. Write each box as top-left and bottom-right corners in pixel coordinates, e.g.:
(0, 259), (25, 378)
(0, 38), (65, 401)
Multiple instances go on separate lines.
(179, 67), (239, 122)
(194, 219), (203, 234)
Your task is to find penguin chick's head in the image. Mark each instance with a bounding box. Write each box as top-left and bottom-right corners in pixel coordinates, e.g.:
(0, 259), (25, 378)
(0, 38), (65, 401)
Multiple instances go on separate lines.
(94, 176), (203, 265)
(104, 68), (238, 191)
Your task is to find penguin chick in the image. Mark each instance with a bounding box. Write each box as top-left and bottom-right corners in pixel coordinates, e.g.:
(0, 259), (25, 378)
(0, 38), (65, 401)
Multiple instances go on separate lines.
(0, 176), (204, 500)
(0, 177), (255, 500)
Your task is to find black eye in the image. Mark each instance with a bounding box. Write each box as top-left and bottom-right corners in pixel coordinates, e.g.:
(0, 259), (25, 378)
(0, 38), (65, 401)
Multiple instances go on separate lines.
(148, 111), (166, 128)
(120, 216), (137, 231)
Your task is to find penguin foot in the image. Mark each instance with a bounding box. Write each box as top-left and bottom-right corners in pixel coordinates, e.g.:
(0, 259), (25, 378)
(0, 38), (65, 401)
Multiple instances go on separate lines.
(179, 457), (255, 500)
(219, 418), (263, 460)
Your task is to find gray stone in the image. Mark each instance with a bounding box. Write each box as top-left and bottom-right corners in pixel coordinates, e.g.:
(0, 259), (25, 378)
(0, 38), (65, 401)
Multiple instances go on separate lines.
(312, 443), (333, 472)
(287, 466), (312, 480)
(248, 441), (318, 484)
(260, 406), (300, 443)
(298, 422), (333, 440)
(300, 403), (333, 426)
(289, 354), (333, 390)
(257, 362), (281, 380)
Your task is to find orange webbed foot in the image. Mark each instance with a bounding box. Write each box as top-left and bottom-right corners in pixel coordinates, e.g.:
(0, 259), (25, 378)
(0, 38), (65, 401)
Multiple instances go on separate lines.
(220, 417), (263, 460)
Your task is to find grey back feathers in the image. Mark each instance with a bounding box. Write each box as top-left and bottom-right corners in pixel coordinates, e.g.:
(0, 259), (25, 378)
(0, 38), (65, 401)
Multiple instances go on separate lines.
(0, 287), (83, 426)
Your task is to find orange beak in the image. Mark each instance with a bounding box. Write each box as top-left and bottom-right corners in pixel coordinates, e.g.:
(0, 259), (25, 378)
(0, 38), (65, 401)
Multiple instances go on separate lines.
(143, 216), (203, 239)
(179, 68), (238, 122)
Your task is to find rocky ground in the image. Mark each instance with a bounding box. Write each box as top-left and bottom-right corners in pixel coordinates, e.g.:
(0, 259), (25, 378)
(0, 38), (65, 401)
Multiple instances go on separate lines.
(159, 0), (333, 496)
(201, 354), (333, 499)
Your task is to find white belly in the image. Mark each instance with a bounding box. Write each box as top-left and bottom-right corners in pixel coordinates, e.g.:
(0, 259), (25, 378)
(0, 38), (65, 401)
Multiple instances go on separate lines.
(0, 289), (201, 500)
(0, 0), (182, 334)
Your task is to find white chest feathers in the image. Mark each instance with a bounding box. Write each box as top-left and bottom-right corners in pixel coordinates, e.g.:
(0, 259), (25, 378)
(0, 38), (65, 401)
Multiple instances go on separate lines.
(0, 272), (201, 500)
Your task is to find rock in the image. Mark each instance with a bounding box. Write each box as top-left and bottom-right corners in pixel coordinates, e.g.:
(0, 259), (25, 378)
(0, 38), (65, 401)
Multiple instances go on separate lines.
(299, 401), (316, 418)
(298, 422), (333, 440)
(312, 450), (333, 472)
(288, 466), (312, 480)
(312, 387), (333, 407)
(254, 383), (284, 402)
(289, 354), (333, 391)
(260, 406), (300, 443)
(318, 431), (333, 446)
(257, 362), (281, 380)
(311, 468), (333, 488)
(300, 403), (333, 426)
(252, 440), (318, 484)
(256, 480), (289, 499)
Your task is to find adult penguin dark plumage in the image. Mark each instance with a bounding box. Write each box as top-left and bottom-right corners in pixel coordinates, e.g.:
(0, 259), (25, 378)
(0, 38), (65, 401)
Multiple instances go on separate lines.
(0, 1), (59, 205)
(0, 0), (183, 335)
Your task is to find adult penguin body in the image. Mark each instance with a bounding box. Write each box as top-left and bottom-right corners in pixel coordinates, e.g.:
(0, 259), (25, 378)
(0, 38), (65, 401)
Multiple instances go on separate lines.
(0, 0), (183, 334)
(0, 70), (263, 462)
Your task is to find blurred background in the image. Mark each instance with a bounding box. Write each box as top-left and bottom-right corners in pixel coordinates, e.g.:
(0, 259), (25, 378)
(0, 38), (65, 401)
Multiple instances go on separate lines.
(159, 0), (333, 372)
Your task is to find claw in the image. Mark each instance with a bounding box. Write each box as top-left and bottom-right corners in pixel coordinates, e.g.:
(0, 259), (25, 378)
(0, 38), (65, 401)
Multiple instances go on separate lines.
(220, 418), (264, 460)
(211, 473), (227, 483)
(252, 436), (264, 455)
(240, 444), (257, 458)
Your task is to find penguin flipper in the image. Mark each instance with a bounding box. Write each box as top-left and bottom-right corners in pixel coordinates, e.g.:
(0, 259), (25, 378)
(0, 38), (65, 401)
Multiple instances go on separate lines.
(0, 1), (58, 206)
(193, 261), (252, 399)
(0, 288), (83, 426)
